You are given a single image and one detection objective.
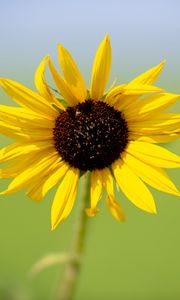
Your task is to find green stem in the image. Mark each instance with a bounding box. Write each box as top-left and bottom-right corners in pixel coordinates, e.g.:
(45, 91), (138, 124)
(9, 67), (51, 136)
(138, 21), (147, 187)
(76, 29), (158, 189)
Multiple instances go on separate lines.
(56, 173), (90, 300)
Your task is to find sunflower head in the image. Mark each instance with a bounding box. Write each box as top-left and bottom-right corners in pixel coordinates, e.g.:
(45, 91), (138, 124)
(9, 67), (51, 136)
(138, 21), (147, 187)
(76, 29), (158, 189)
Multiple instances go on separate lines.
(0, 34), (179, 230)
(53, 99), (129, 171)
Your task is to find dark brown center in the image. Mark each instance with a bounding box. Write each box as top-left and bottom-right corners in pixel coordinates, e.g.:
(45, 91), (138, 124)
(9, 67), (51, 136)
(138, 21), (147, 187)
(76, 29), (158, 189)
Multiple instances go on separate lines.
(53, 99), (129, 171)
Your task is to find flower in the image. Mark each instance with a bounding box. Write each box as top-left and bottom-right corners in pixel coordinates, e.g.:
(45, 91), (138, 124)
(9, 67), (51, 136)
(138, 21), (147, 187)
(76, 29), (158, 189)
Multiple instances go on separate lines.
(0, 34), (180, 230)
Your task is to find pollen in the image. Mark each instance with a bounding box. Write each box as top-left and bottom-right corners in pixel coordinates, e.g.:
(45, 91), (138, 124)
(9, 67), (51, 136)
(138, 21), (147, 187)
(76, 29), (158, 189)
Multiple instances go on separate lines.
(53, 100), (129, 171)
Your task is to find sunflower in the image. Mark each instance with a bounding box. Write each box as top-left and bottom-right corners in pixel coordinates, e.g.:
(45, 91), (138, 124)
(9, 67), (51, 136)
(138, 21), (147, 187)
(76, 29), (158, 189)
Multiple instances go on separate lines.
(0, 34), (180, 230)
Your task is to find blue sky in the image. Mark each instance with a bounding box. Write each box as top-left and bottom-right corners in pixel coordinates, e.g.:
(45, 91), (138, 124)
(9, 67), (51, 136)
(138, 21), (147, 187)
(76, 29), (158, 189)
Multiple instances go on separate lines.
(1, 0), (180, 90)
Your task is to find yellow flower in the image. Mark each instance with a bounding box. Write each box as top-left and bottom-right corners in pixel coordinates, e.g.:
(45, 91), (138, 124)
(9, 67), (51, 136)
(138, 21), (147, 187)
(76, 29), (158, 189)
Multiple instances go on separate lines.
(0, 34), (180, 230)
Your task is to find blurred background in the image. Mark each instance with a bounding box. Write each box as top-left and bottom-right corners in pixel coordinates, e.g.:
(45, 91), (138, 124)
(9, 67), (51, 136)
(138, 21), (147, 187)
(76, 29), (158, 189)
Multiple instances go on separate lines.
(0, 0), (180, 299)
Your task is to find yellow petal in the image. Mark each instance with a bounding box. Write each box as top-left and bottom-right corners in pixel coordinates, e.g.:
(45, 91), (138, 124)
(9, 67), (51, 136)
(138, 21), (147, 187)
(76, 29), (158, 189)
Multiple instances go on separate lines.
(106, 195), (126, 222)
(112, 61), (165, 111)
(129, 126), (179, 135)
(0, 104), (55, 129)
(90, 33), (112, 100)
(90, 170), (103, 208)
(0, 121), (30, 139)
(106, 84), (163, 110)
(123, 84), (163, 95)
(48, 57), (78, 106)
(0, 152), (59, 195)
(106, 83), (163, 99)
(144, 112), (180, 121)
(129, 61), (165, 85)
(41, 162), (69, 198)
(26, 176), (49, 202)
(105, 84), (140, 111)
(58, 44), (87, 102)
(85, 207), (100, 217)
(0, 78), (57, 119)
(35, 55), (65, 110)
(26, 161), (69, 201)
(105, 84), (126, 105)
(113, 160), (157, 213)
(125, 93), (179, 121)
(123, 152), (180, 196)
(101, 168), (114, 194)
(0, 160), (28, 178)
(114, 95), (140, 111)
(0, 151), (57, 179)
(25, 157), (62, 201)
(128, 113), (180, 133)
(101, 168), (125, 222)
(130, 130), (179, 137)
(51, 168), (79, 230)
(0, 120), (53, 141)
(127, 141), (180, 168)
(0, 141), (54, 164)
(86, 170), (102, 217)
(130, 133), (179, 144)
